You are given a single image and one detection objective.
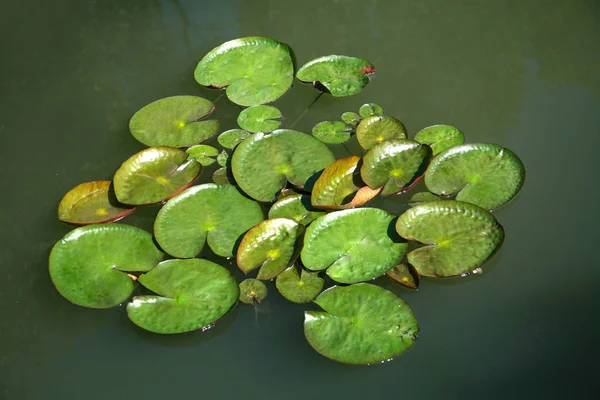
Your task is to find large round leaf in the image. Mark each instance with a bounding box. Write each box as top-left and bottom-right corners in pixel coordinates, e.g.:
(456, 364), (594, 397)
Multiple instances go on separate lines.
(113, 147), (201, 205)
(356, 115), (407, 150)
(414, 124), (464, 155)
(304, 283), (418, 364)
(301, 208), (407, 283)
(218, 129), (251, 149)
(237, 105), (282, 133)
(154, 184), (264, 258)
(58, 181), (135, 225)
(129, 96), (218, 148)
(312, 121), (352, 144)
(49, 224), (164, 309)
(275, 266), (324, 304)
(268, 193), (326, 225)
(194, 37), (295, 106)
(396, 200), (504, 277)
(237, 218), (303, 280)
(361, 139), (432, 196)
(231, 130), (335, 202)
(296, 55), (374, 96)
(424, 143), (525, 210)
(127, 259), (238, 334)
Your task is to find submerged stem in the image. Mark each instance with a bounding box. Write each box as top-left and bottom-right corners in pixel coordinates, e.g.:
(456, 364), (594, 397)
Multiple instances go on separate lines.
(290, 92), (324, 129)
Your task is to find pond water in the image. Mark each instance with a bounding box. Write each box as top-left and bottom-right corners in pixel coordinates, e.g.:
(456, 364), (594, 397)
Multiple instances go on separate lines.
(1, 0), (599, 398)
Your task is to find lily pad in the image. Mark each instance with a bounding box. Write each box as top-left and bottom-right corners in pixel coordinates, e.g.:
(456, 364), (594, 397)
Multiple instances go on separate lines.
(113, 147), (201, 205)
(424, 143), (525, 210)
(296, 55), (375, 96)
(275, 266), (324, 303)
(218, 129), (251, 149)
(312, 156), (380, 209)
(301, 208), (407, 283)
(127, 258), (238, 334)
(212, 167), (234, 185)
(129, 96), (218, 148)
(49, 224), (164, 308)
(154, 183), (264, 258)
(186, 144), (219, 166)
(387, 263), (420, 290)
(312, 121), (352, 144)
(414, 124), (465, 155)
(217, 150), (229, 167)
(395, 200), (504, 277)
(231, 130), (335, 202)
(361, 139), (432, 196)
(356, 115), (407, 150)
(237, 105), (282, 133)
(268, 193), (326, 226)
(304, 283), (418, 364)
(239, 279), (268, 304)
(359, 103), (384, 118)
(341, 111), (361, 126)
(237, 218), (303, 280)
(194, 37), (295, 106)
(58, 181), (135, 225)
(408, 192), (442, 206)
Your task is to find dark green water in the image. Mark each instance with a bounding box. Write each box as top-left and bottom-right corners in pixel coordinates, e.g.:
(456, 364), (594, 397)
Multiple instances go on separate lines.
(1, 0), (599, 398)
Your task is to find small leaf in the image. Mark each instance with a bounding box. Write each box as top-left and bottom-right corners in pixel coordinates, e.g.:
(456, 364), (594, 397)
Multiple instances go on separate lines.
(387, 263), (420, 290)
(239, 279), (268, 304)
(212, 167), (233, 185)
(275, 266), (324, 303)
(186, 144), (219, 166)
(312, 121), (353, 144)
(414, 124), (465, 155)
(408, 192), (442, 206)
(341, 111), (361, 126)
(359, 103), (384, 118)
(356, 116), (407, 150)
(296, 55), (375, 96)
(217, 150), (229, 167)
(237, 105), (282, 133)
(218, 129), (251, 149)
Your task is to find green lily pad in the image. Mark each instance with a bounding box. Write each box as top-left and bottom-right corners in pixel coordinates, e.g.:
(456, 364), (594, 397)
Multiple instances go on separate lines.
(129, 96), (218, 148)
(218, 129), (251, 149)
(387, 263), (420, 290)
(275, 266), (324, 304)
(296, 55), (375, 96)
(127, 259), (238, 334)
(194, 37), (295, 106)
(408, 192), (442, 206)
(231, 130), (335, 202)
(414, 124), (465, 155)
(359, 103), (384, 118)
(237, 105), (282, 133)
(154, 183), (264, 258)
(356, 115), (407, 150)
(395, 200), (504, 277)
(341, 111), (361, 126)
(268, 193), (326, 226)
(424, 143), (525, 210)
(237, 218), (303, 280)
(212, 167), (234, 185)
(186, 144), (219, 166)
(58, 180), (135, 225)
(49, 224), (164, 309)
(239, 279), (268, 304)
(361, 139), (432, 196)
(301, 208), (407, 283)
(311, 156), (380, 210)
(217, 150), (229, 167)
(304, 283), (418, 364)
(312, 121), (353, 144)
(113, 147), (201, 205)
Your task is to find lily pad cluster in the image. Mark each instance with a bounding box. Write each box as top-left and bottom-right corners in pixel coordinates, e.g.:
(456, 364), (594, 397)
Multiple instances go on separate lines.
(50, 36), (525, 366)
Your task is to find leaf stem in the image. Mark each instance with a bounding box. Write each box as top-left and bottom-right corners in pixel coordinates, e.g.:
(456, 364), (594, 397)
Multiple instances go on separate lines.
(290, 91), (324, 129)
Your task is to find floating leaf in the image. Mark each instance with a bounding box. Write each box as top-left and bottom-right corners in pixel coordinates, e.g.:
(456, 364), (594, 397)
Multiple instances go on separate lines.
(154, 184), (264, 258)
(361, 139), (431, 196)
(129, 96), (218, 148)
(341, 111), (361, 126)
(212, 167), (233, 185)
(194, 37), (295, 106)
(301, 208), (407, 283)
(356, 115), (407, 150)
(217, 150), (229, 167)
(127, 259), (238, 334)
(218, 129), (251, 149)
(186, 144), (219, 166)
(387, 263), (420, 290)
(408, 192), (442, 206)
(312, 121), (352, 144)
(296, 55), (375, 96)
(58, 181), (135, 225)
(49, 224), (164, 308)
(237, 218), (303, 280)
(113, 147), (201, 205)
(425, 143), (525, 210)
(268, 193), (326, 225)
(312, 156), (380, 210)
(237, 105), (282, 133)
(239, 279), (268, 304)
(232, 130), (335, 202)
(414, 124), (465, 155)
(276, 266), (323, 303)
(359, 103), (384, 118)
(304, 283), (418, 364)
(396, 200), (504, 277)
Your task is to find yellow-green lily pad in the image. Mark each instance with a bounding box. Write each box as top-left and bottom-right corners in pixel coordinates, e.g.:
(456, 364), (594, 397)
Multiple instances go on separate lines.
(414, 124), (465, 155)
(239, 279), (268, 304)
(237, 105), (282, 133)
(387, 263), (420, 290)
(341, 111), (361, 126)
(312, 121), (353, 144)
(296, 55), (375, 96)
(356, 115), (407, 150)
(218, 129), (251, 149)
(217, 150), (229, 167)
(275, 266), (324, 304)
(359, 103), (384, 118)
(212, 167), (234, 185)
(186, 144), (219, 166)
(268, 193), (326, 226)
